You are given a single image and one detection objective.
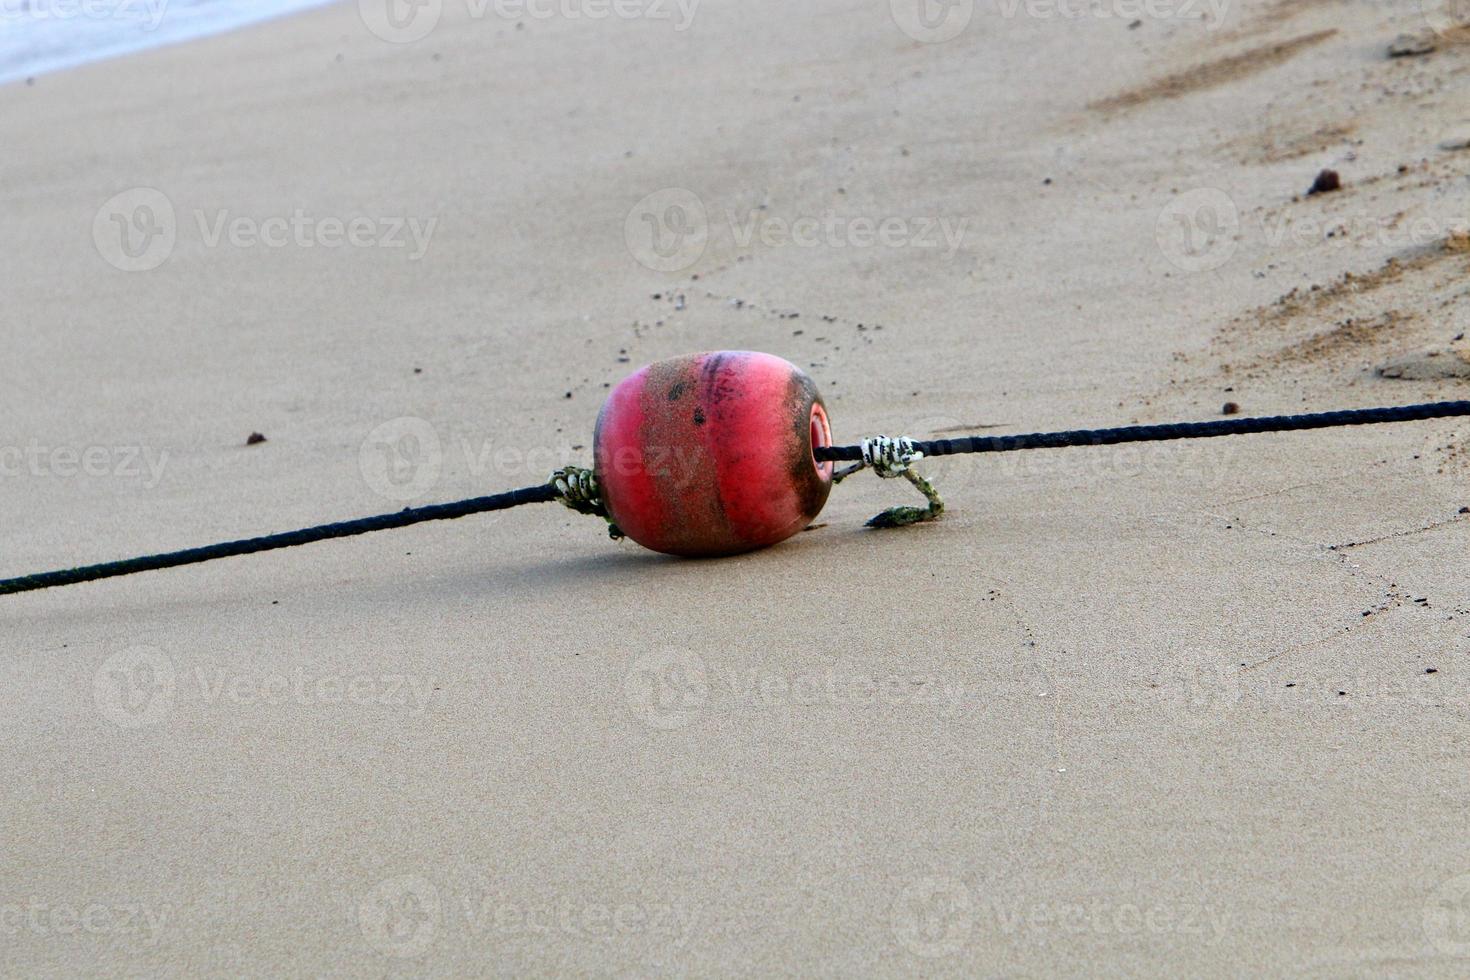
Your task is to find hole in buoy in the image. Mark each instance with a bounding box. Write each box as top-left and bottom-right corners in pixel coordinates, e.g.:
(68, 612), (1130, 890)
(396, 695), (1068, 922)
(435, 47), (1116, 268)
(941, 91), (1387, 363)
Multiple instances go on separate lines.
(809, 402), (833, 481)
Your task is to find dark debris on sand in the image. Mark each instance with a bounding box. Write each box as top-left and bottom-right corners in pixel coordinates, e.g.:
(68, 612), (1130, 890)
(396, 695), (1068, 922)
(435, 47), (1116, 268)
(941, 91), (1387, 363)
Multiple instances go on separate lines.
(1306, 169), (1341, 196)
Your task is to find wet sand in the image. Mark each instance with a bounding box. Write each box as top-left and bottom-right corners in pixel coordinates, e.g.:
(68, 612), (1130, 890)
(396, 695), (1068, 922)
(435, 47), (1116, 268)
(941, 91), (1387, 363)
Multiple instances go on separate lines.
(3, 0), (1470, 973)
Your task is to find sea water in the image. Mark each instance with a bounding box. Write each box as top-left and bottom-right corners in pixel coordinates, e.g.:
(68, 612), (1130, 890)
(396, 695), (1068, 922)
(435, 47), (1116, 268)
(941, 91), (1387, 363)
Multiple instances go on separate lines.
(0, 0), (339, 86)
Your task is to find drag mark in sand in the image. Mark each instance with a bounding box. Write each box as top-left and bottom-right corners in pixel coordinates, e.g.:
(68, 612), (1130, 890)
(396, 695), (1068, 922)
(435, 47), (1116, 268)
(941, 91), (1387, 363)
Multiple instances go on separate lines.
(1204, 0), (1336, 46)
(1328, 510), (1470, 553)
(1269, 310), (1416, 368)
(1091, 29), (1338, 111)
(1163, 506), (1467, 675)
(1246, 248), (1450, 329)
(1145, 508), (1417, 674)
(929, 422), (1010, 434)
(1215, 240), (1470, 376)
(1223, 120), (1358, 166)
(1206, 469), (1366, 510)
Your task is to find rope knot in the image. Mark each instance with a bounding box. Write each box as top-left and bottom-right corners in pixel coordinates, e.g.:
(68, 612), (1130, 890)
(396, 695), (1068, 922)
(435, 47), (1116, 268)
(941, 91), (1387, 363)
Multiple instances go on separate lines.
(550, 467), (624, 540)
(830, 435), (942, 528)
(861, 436), (923, 478)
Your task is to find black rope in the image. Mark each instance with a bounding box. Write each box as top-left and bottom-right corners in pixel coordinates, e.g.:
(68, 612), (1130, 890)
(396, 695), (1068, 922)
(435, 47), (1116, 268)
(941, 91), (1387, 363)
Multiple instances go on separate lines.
(4, 400), (1468, 597)
(814, 400), (1470, 461)
(0, 483), (556, 596)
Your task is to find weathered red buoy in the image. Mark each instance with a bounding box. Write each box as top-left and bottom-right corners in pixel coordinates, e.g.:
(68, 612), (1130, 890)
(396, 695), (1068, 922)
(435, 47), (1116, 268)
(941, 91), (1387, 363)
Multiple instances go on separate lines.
(594, 351), (834, 556)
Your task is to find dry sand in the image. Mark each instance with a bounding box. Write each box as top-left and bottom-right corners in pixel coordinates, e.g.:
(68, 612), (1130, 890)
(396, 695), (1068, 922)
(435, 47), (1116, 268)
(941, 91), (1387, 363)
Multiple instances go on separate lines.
(3, 0), (1470, 974)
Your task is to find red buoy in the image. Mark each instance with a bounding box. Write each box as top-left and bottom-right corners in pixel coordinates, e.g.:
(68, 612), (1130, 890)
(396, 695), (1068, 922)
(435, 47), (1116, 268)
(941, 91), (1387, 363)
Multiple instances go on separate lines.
(594, 351), (834, 556)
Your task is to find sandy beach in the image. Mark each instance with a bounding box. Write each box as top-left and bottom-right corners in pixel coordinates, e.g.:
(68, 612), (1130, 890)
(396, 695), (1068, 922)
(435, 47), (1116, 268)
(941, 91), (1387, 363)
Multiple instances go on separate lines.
(3, 0), (1470, 973)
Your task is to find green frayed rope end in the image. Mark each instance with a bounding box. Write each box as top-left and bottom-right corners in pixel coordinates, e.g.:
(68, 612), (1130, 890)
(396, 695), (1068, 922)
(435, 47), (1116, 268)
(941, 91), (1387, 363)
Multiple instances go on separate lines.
(833, 436), (945, 529)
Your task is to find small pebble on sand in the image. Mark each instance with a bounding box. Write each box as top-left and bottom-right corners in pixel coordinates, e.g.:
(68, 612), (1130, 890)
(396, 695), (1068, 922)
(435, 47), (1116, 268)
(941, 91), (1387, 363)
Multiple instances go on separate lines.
(1387, 33), (1436, 58)
(1307, 169), (1341, 196)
